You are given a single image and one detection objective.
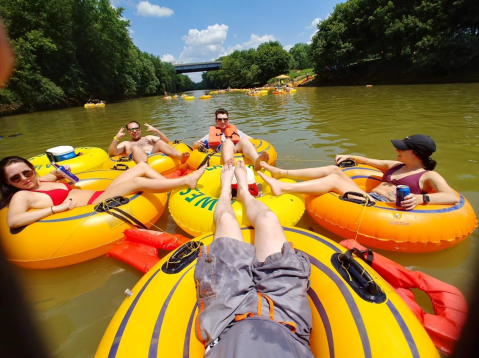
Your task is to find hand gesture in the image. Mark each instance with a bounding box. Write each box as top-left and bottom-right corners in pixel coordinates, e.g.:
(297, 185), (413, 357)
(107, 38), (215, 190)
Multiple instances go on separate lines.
(335, 155), (351, 165)
(115, 127), (126, 139)
(194, 140), (206, 149)
(400, 194), (422, 211)
(144, 122), (158, 133)
(54, 198), (77, 213)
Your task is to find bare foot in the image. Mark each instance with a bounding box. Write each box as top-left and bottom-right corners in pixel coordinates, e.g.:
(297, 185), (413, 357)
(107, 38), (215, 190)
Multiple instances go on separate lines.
(258, 172), (284, 196)
(260, 161), (285, 179)
(180, 152), (190, 164)
(254, 151), (270, 171)
(235, 161), (251, 202)
(221, 163), (234, 189)
(186, 164), (206, 189)
(225, 157), (235, 166)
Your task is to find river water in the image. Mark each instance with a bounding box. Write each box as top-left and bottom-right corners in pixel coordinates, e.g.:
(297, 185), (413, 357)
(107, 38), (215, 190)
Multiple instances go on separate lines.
(1, 85), (478, 357)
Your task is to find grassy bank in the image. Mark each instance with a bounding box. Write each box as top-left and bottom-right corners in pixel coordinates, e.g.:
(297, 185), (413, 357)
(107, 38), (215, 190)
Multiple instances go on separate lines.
(267, 68), (314, 84)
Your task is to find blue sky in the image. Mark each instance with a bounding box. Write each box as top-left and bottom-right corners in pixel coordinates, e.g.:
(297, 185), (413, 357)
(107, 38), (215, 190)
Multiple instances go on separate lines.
(110, 0), (339, 82)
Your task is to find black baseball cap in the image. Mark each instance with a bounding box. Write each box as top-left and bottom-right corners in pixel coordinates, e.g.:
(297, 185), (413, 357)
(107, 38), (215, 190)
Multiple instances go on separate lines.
(391, 135), (436, 155)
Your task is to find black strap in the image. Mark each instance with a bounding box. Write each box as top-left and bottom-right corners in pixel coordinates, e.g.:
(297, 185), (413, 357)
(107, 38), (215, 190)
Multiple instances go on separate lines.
(345, 247), (374, 266)
(110, 207), (148, 229)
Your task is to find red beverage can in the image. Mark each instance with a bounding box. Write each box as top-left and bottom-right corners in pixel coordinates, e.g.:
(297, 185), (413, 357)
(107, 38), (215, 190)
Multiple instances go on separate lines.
(396, 185), (410, 207)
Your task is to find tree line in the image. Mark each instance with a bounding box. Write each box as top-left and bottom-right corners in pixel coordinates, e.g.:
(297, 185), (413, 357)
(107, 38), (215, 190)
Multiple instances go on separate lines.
(0, 0), (196, 115)
(202, 42), (313, 89)
(311, 0), (479, 80)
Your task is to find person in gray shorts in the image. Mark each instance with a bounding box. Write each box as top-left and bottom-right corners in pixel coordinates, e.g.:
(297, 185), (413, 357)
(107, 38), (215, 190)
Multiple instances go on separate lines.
(194, 160), (314, 357)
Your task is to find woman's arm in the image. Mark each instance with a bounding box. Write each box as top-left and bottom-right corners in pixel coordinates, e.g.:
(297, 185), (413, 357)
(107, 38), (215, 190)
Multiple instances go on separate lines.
(401, 172), (459, 210)
(37, 164), (73, 182)
(7, 194), (77, 228)
(335, 154), (400, 171)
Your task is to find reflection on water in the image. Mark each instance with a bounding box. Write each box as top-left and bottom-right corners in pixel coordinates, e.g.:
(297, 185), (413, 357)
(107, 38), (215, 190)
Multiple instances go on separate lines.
(1, 84), (478, 358)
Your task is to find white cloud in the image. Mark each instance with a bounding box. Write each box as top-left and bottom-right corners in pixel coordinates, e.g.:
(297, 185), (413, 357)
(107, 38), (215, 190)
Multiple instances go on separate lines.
(178, 24), (229, 63)
(161, 54), (176, 63)
(129, 28), (134, 34)
(221, 33), (276, 56)
(306, 17), (321, 28)
(136, 1), (174, 18)
(182, 24), (228, 46)
(284, 44), (293, 52)
(297, 32), (304, 37)
(186, 72), (203, 83)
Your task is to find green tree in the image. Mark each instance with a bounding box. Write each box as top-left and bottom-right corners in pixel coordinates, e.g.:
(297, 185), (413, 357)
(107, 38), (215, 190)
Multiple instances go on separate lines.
(256, 41), (291, 84)
(289, 43), (313, 70)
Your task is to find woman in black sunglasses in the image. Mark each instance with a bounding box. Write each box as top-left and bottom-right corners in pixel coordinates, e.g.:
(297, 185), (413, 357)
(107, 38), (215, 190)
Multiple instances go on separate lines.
(0, 156), (205, 228)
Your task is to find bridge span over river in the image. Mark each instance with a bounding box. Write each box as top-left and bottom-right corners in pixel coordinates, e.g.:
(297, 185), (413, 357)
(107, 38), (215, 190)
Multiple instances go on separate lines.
(174, 61), (222, 74)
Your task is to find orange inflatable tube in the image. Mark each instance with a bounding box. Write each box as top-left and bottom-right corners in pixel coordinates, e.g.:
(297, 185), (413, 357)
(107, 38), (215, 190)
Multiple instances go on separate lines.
(107, 228), (189, 273)
(340, 239), (468, 356)
(306, 164), (477, 252)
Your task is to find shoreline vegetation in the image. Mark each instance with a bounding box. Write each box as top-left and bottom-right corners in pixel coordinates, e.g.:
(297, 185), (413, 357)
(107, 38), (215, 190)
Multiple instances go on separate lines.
(1, 0), (478, 117)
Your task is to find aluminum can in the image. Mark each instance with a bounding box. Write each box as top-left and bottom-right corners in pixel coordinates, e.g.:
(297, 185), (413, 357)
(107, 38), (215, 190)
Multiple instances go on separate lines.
(396, 185), (410, 207)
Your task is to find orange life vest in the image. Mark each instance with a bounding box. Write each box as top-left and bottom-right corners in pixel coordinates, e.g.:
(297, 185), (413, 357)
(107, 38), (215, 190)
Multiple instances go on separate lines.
(208, 125), (240, 147)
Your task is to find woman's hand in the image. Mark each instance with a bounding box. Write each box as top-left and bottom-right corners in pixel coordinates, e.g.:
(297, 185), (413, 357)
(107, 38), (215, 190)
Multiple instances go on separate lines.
(401, 194), (423, 211)
(335, 155), (351, 165)
(53, 198), (77, 213)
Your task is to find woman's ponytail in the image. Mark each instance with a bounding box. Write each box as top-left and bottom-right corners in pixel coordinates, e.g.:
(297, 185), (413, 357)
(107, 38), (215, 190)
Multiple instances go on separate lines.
(413, 150), (437, 170)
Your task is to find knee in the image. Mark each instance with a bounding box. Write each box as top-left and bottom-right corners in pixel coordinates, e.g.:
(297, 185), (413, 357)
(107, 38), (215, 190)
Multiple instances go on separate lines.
(326, 165), (342, 175)
(223, 138), (234, 146)
(260, 209), (280, 224)
(215, 210), (236, 225)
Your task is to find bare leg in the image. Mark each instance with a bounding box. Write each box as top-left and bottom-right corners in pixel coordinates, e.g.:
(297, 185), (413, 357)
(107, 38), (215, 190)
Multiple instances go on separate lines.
(236, 161), (286, 261)
(220, 139), (236, 164)
(152, 140), (190, 164)
(258, 171), (367, 197)
(131, 146), (148, 164)
(236, 138), (269, 171)
(261, 161), (356, 184)
(213, 163), (243, 241)
(107, 162), (165, 189)
(91, 165), (206, 204)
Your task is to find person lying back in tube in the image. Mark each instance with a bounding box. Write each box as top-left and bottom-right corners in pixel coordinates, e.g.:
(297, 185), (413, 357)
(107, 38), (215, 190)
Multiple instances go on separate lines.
(192, 108), (269, 171)
(109, 121), (190, 165)
(258, 135), (459, 210)
(194, 161), (314, 357)
(0, 156), (205, 228)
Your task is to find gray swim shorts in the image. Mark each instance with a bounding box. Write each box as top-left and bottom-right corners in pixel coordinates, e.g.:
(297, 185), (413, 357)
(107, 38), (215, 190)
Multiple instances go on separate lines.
(194, 237), (313, 349)
(368, 192), (391, 202)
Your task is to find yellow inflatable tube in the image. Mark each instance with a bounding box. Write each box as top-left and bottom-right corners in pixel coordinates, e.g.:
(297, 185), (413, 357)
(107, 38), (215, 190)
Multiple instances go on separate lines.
(0, 170), (167, 269)
(95, 226), (438, 358)
(184, 96), (195, 100)
(169, 165), (305, 236)
(29, 147), (109, 176)
(187, 138), (277, 170)
(100, 142), (191, 174)
(199, 95), (212, 99)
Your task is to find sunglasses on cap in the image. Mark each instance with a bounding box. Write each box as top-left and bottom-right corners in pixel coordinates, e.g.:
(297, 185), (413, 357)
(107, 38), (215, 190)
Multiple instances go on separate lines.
(9, 169), (35, 183)
(216, 117), (229, 122)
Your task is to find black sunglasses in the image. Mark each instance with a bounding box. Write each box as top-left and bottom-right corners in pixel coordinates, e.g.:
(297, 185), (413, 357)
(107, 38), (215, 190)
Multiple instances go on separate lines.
(216, 117), (229, 122)
(128, 127), (141, 131)
(9, 169), (35, 183)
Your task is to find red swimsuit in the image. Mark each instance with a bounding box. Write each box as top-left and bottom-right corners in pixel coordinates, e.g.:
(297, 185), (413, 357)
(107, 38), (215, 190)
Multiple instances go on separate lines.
(32, 182), (72, 205)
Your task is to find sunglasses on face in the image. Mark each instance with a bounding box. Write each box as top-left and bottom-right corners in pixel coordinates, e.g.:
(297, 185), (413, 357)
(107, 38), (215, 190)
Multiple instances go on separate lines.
(9, 169), (35, 183)
(216, 117), (229, 122)
(128, 127), (141, 132)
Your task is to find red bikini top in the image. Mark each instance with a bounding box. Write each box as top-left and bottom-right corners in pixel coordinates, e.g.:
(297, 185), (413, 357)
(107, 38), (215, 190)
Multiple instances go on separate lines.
(32, 181), (72, 206)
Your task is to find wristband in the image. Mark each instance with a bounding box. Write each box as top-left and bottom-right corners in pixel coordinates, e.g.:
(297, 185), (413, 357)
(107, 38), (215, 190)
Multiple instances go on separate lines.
(354, 156), (357, 162)
(113, 136), (119, 141)
(51, 206), (55, 214)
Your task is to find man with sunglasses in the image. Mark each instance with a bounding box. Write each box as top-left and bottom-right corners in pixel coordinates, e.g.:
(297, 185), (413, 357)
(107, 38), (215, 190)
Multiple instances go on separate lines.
(192, 109), (269, 171)
(108, 121), (189, 165)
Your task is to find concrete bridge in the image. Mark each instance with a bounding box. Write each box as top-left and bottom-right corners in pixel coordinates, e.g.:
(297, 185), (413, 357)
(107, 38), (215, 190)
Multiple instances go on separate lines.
(174, 61), (222, 74)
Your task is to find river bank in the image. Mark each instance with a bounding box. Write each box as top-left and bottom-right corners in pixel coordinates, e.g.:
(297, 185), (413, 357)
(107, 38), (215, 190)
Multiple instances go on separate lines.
(302, 58), (479, 87)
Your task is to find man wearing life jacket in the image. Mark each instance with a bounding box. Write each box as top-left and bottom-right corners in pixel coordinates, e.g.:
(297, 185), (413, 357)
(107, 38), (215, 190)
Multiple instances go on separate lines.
(195, 161), (314, 357)
(193, 108), (269, 171)
(109, 121), (190, 165)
